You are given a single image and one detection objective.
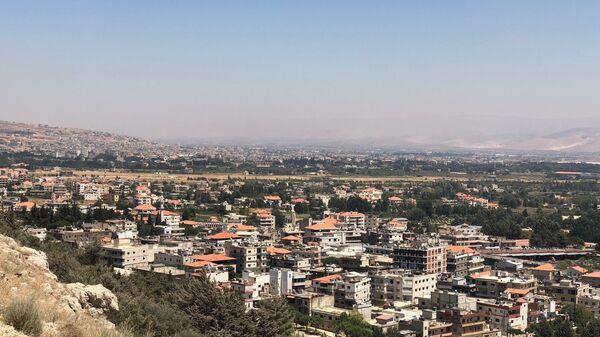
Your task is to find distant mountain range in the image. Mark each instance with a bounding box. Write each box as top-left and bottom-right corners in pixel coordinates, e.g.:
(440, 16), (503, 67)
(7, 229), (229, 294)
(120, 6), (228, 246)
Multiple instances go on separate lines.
(2, 120), (600, 156)
(425, 128), (600, 153)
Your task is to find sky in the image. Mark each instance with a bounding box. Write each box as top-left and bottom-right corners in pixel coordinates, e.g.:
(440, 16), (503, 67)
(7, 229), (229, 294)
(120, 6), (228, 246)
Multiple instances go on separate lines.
(1, 1), (599, 144)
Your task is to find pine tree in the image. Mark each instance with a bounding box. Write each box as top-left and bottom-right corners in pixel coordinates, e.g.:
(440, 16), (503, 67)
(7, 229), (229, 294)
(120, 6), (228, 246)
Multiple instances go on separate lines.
(174, 275), (256, 337)
(253, 297), (295, 337)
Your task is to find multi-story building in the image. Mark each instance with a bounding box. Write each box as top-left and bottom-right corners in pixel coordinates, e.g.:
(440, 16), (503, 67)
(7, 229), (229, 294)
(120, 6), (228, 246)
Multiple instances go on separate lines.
(269, 268), (307, 295)
(99, 237), (157, 269)
(333, 272), (372, 318)
(446, 246), (485, 278)
(473, 273), (536, 299)
(371, 269), (437, 304)
(543, 279), (592, 304)
(418, 290), (471, 311)
(249, 209), (276, 228)
(286, 292), (334, 316)
(393, 242), (447, 274)
(578, 294), (600, 315)
(359, 187), (383, 202)
(335, 211), (366, 230)
(303, 217), (346, 246)
(226, 244), (269, 272)
(476, 300), (528, 333)
(437, 309), (500, 337)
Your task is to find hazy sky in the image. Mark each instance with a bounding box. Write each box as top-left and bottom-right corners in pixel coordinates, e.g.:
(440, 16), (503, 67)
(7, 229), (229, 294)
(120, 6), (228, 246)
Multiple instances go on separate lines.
(1, 1), (599, 143)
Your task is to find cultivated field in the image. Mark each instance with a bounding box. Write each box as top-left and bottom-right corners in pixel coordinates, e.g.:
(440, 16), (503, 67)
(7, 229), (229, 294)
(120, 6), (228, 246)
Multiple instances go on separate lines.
(34, 169), (549, 183)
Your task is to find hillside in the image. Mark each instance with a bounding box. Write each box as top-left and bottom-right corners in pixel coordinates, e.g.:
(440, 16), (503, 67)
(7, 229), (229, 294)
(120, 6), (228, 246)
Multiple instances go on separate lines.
(0, 120), (170, 157)
(0, 234), (123, 337)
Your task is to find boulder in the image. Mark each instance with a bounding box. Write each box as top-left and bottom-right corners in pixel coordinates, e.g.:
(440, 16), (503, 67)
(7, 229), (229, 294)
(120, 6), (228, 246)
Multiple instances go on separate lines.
(64, 283), (119, 317)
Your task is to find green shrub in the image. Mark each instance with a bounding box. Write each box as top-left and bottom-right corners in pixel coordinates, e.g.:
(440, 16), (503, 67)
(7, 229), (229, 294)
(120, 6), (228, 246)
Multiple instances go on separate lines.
(4, 297), (43, 337)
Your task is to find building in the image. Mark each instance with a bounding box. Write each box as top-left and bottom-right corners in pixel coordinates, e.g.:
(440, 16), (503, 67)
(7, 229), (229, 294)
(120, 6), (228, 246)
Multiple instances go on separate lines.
(226, 244), (268, 272)
(286, 292), (334, 316)
(333, 272), (372, 319)
(371, 269), (438, 304)
(446, 246), (485, 278)
(530, 263), (557, 282)
(437, 309), (500, 337)
(393, 243), (447, 274)
(582, 271), (600, 287)
(303, 217), (346, 246)
(472, 273), (536, 299)
(476, 300), (528, 333)
(335, 211), (366, 230)
(270, 268), (307, 295)
(99, 237), (156, 269)
(544, 279), (592, 304)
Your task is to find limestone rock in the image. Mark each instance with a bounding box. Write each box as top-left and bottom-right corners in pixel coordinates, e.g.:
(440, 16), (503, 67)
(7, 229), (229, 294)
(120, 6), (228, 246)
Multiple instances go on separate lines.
(64, 283), (119, 316)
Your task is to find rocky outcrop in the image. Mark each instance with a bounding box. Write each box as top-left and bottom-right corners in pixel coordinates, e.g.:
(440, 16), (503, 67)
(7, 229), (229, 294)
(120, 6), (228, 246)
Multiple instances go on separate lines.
(0, 234), (119, 337)
(64, 283), (119, 317)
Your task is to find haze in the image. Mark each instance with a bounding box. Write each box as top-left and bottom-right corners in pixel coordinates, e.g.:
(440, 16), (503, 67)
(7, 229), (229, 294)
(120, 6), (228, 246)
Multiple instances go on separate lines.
(1, 1), (600, 144)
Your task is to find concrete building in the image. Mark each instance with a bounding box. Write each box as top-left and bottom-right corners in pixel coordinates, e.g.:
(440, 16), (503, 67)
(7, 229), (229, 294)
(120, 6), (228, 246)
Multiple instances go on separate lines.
(333, 272), (372, 318)
(476, 300), (528, 333)
(393, 243), (447, 274)
(99, 237), (156, 269)
(269, 268), (307, 295)
(371, 269), (438, 304)
(544, 279), (592, 304)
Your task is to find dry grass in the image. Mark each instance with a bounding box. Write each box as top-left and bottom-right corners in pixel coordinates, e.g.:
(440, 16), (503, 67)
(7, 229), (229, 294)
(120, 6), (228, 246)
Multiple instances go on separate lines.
(3, 297), (43, 337)
(85, 327), (136, 337)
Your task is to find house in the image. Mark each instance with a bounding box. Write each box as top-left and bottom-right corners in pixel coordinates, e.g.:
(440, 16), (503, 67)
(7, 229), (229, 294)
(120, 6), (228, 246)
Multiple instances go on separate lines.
(564, 265), (589, 278)
(531, 263), (556, 282)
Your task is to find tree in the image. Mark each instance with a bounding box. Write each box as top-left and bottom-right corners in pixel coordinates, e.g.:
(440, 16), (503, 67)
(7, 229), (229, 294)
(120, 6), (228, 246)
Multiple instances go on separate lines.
(581, 318), (600, 337)
(335, 312), (374, 337)
(560, 304), (594, 329)
(253, 298), (294, 337)
(272, 208), (286, 228)
(174, 275), (257, 337)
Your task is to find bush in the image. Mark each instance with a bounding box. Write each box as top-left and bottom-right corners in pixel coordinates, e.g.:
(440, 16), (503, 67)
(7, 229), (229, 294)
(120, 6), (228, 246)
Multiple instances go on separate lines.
(4, 297), (43, 337)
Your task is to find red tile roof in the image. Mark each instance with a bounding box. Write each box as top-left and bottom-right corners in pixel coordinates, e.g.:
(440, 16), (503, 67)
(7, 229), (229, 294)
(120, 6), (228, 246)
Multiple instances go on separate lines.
(532, 263), (555, 272)
(312, 274), (343, 284)
(207, 232), (240, 240)
(192, 253), (236, 263)
(569, 265), (588, 274)
(134, 204), (156, 211)
(266, 246), (291, 256)
(448, 246), (476, 254)
(583, 271), (600, 279)
(305, 217), (338, 231)
(184, 260), (216, 268)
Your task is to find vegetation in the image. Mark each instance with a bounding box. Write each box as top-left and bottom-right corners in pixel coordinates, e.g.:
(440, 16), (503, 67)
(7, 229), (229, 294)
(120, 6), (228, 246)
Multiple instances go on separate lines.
(4, 297), (43, 337)
(527, 304), (600, 337)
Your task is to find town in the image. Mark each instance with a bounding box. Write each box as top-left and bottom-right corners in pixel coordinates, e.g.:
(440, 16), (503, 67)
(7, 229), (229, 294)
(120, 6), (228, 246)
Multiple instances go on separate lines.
(2, 158), (600, 337)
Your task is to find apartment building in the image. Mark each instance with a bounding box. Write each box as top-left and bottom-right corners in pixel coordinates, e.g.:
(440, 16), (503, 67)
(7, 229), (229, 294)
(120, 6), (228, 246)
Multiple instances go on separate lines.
(371, 269), (437, 304)
(99, 237), (156, 269)
(393, 243), (447, 274)
(437, 309), (500, 337)
(303, 217), (346, 246)
(269, 268), (307, 295)
(446, 246), (485, 278)
(476, 300), (528, 333)
(333, 272), (372, 318)
(226, 244), (268, 272)
(543, 279), (592, 304)
(335, 211), (366, 230)
(473, 273), (536, 299)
